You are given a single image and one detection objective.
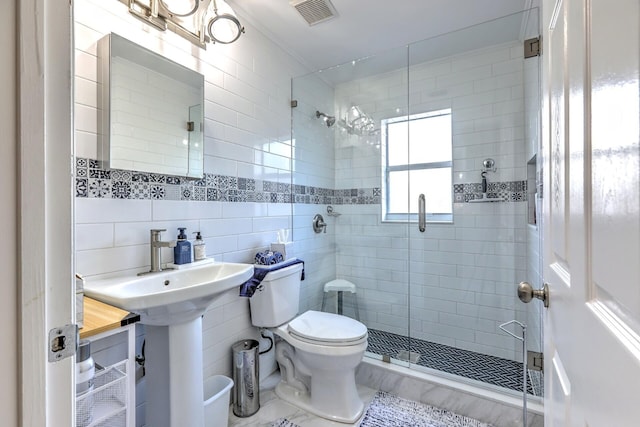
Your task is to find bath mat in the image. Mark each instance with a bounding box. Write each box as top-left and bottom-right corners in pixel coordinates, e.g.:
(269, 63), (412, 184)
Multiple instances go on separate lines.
(359, 391), (492, 427)
(270, 418), (301, 427)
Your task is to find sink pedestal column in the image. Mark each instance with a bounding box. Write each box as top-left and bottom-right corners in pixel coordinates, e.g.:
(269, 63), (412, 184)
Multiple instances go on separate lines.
(145, 317), (205, 427)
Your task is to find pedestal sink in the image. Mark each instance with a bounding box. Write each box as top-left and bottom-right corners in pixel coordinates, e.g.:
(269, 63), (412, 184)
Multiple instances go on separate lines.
(85, 261), (254, 427)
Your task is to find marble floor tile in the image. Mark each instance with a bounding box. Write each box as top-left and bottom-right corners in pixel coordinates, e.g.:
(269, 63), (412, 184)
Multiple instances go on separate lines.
(229, 375), (377, 427)
(228, 364), (542, 427)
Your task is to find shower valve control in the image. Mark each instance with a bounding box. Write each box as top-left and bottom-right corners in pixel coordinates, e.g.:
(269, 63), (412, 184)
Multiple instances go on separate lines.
(312, 214), (327, 234)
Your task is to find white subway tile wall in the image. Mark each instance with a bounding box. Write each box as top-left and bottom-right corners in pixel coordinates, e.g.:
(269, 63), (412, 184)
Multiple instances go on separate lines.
(74, 1), (305, 424)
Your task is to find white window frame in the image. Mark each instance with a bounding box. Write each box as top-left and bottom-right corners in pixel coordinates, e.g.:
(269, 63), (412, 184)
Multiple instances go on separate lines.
(381, 108), (453, 223)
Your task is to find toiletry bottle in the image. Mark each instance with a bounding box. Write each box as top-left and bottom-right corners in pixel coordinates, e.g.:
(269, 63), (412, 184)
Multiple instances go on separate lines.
(193, 231), (206, 261)
(173, 227), (192, 264)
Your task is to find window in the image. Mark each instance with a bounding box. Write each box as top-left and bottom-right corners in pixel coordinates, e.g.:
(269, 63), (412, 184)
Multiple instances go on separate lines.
(382, 109), (453, 223)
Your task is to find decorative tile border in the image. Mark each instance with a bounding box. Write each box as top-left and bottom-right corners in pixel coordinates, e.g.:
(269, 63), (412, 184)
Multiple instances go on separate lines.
(75, 158), (525, 205)
(453, 180), (527, 203)
(74, 158), (380, 205)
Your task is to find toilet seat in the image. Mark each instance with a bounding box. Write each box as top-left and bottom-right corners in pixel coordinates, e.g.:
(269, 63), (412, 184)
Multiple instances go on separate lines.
(287, 310), (367, 346)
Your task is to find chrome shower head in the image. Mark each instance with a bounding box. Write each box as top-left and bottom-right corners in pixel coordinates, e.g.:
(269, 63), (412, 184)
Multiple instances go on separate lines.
(325, 115), (336, 127)
(316, 110), (336, 127)
(482, 158), (496, 172)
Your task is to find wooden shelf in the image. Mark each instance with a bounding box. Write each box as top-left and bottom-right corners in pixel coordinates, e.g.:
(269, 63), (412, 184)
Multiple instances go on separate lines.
(80, 297), (139, 339)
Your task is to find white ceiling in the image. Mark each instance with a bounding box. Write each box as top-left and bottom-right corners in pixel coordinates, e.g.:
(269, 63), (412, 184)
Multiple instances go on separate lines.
(226, 0), (538, 72)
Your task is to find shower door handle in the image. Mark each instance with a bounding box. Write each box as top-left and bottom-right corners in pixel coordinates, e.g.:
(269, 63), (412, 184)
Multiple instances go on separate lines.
(418, 194), (426, 232)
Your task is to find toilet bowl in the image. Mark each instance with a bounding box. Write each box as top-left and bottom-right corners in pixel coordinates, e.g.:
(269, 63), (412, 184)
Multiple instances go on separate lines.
(248, 262), (368, 423)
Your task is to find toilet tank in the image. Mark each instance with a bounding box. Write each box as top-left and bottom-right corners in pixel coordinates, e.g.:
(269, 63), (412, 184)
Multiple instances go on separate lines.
(249, 263), (303, 327)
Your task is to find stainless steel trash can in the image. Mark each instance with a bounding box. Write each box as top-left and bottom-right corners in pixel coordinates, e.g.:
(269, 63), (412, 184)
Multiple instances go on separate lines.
(232, 339), (260, 417)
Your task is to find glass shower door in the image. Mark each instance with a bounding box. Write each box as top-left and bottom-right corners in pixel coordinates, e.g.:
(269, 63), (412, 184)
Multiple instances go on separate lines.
(405, 9), (543, 398)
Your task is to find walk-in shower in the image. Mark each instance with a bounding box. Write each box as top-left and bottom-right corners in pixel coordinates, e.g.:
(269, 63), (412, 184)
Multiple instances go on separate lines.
(291, 8), (543, 408)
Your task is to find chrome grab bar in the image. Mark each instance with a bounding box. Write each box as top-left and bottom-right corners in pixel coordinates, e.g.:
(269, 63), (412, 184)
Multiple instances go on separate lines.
(418, 194), (426, 232)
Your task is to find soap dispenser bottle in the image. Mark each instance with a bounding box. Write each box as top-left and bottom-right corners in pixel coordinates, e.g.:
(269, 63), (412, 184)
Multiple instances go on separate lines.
(173, 227), (192, 265)
(193, 231), (206, 261)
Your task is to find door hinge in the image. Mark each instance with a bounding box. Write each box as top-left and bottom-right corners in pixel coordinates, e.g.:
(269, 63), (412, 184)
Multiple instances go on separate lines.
(527, 350), (544, 372)
(290, 100), (298, 108)
(48, 324), (78, 363)
(524, 37), (541, 58)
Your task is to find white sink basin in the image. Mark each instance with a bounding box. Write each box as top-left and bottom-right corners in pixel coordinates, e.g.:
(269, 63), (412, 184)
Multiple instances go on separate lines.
(84, 262), (254, 325)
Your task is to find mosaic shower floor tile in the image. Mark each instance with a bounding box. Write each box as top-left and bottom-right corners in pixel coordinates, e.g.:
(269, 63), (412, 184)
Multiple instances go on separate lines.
(366, 329), (538, 395)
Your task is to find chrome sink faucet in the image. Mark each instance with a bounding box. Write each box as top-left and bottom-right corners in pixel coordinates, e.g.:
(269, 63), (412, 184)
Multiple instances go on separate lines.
(141, 229), (177, 275)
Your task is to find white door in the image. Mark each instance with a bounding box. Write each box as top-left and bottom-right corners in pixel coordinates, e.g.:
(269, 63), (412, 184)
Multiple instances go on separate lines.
(541, 0), (640, 425)
(19, 0), (75, 425)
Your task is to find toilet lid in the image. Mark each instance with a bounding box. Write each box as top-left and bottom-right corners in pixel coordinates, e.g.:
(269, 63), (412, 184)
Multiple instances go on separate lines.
(288, 310), (367, 344)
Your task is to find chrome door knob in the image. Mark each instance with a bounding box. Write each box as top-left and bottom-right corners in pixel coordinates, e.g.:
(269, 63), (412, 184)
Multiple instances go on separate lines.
(518, 282), (550, 308)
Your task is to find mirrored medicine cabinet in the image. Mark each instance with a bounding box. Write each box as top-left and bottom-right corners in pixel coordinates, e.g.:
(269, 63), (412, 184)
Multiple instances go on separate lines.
(97, 33), (204, 178)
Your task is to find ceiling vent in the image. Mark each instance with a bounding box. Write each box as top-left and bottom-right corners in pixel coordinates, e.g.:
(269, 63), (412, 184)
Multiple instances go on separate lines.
(290, 0), (338, 26)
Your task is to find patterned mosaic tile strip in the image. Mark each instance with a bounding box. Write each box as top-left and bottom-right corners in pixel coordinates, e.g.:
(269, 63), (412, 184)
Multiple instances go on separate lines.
(75, 158), (380, 204)
(367, 328), (537, 395)
(453, 181), (527, 203)
(75, 158), (524, 204)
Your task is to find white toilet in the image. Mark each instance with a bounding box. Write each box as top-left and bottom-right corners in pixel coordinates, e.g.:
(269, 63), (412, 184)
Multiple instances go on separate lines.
(249, 262), (368, 423)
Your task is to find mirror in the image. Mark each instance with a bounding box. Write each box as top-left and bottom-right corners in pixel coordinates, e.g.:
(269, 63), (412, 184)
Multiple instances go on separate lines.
(97, 33), (204, 178)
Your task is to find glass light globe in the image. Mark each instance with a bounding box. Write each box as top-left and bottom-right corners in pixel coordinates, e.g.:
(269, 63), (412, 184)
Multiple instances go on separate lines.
(160, 0), (199, 17)
(207, 0), (245, 44)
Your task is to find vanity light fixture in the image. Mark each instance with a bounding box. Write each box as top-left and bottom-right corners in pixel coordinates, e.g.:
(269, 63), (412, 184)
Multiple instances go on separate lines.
(207, 0), (246, 44)
(123, 0), (245, 48)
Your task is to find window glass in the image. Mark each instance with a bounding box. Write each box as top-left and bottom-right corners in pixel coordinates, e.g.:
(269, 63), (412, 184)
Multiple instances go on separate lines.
(387, 121), (408, 167)
(383, 109), (452, 222)
(408, 113), (452, 164)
